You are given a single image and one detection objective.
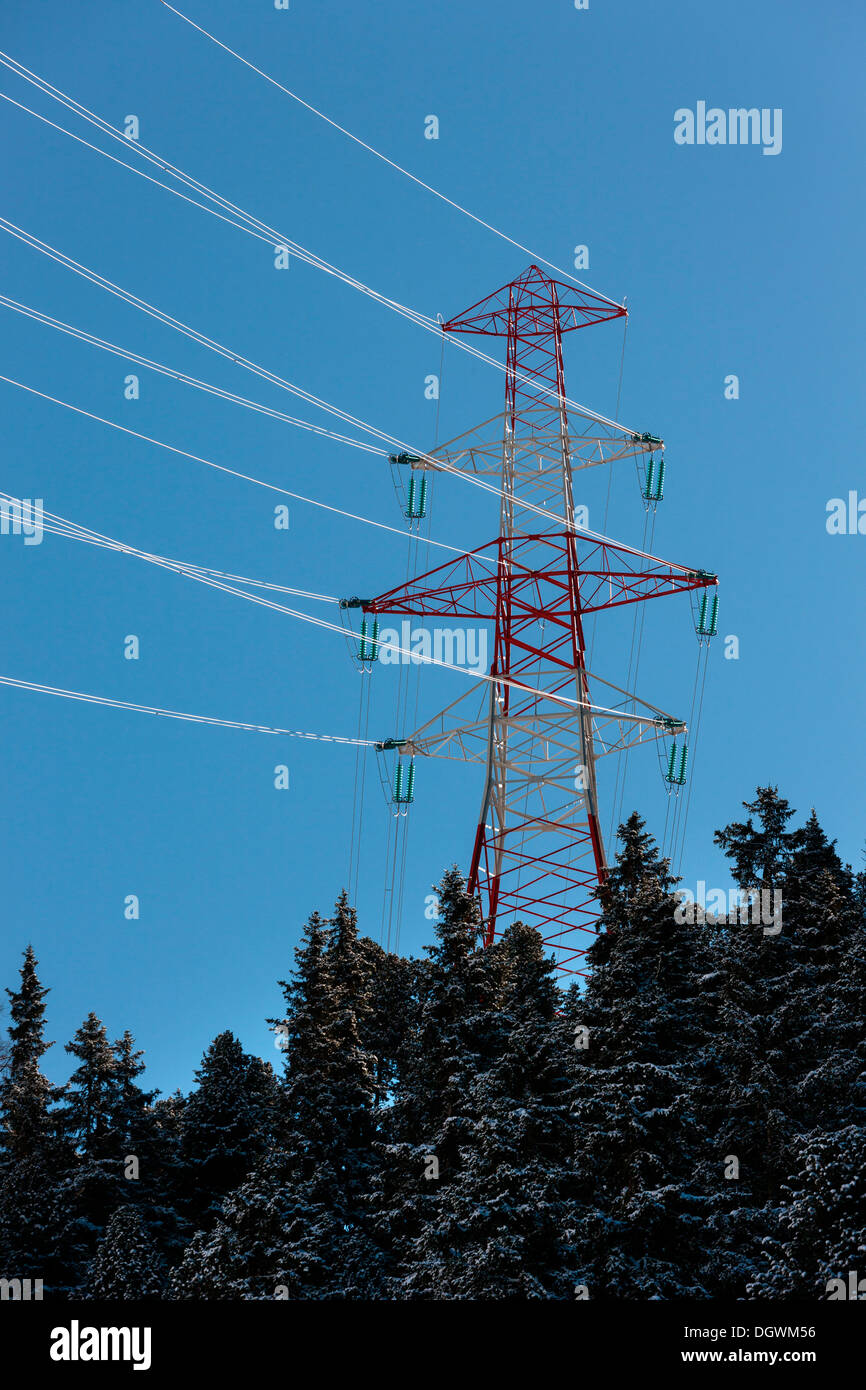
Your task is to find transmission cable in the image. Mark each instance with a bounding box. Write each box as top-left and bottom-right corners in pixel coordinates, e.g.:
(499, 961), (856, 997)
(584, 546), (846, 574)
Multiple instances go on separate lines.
(0, 674), (377, 744)
(0, 370), (500, 565)
(0, 71), (634, 432)
(156, 2), (622, 302)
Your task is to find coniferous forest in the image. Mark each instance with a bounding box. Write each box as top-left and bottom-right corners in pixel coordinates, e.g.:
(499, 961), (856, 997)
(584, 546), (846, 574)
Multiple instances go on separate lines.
(2, 787), (864, 1301)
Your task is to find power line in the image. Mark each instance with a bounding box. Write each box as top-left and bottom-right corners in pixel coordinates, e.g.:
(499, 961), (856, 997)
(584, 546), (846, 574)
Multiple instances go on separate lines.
(0, 214), (411, 451)
(0, 492), (337, 603)
(2, 490), (501, 645)
(0, 674), (379, 744)
(0, 347), (692, 574)
(0, 226), (648, 540)
(0, 292), (385, 457)
(0, 67), (634, 432)
(0, 87), (445, 346)
(0, 473), (672, 723)
(0, 36), (707, 943)
(0, 370), (498, 565)
(156, 1), (622, 304)
(0, 217), (565, 527)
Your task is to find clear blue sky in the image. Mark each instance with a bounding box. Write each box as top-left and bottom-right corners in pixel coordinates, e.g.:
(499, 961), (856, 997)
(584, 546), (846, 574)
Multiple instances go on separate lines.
(1, 0), (862, 1096)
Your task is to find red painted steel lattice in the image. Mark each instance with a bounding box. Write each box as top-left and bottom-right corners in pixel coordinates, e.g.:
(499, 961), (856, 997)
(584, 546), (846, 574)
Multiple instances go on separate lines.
(367, 267), (714, 972)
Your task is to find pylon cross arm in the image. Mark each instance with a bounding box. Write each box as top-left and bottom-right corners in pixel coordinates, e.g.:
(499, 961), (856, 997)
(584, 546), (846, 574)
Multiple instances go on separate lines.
(362, 532), (715, 621)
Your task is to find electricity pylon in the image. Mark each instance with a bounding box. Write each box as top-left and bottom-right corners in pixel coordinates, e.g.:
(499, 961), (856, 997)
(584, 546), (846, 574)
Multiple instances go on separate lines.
(353, 266), (717, 972)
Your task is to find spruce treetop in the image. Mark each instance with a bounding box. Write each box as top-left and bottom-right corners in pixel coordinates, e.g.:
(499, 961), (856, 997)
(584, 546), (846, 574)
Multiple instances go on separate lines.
(6, 945), (53, 1069)
(714, 786), (802, 888)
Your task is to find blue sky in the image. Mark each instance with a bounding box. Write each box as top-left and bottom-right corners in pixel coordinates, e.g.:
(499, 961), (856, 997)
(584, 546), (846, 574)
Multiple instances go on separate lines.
(0, 0), (862, 1095)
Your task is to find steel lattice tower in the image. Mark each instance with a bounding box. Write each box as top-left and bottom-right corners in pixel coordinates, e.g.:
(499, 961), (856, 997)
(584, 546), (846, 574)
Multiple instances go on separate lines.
(354, 267), (717, 972)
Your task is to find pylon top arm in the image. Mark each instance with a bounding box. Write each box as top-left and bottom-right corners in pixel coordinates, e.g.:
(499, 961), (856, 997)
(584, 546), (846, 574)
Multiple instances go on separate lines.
(442, 265), (626, 337)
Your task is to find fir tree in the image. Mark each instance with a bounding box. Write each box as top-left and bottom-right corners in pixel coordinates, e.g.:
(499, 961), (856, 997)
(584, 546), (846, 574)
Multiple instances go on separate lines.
(820, 913), (866, 1130)
(713, 785), (803, 889)
(367, 867), (507, 1297)
(3, 804), (862, 1303)
(785, 870), (862, 1129)
(750, 1126), (866, 1298)
(751, 896), (866, 1298)
(48, 1013), (136, 1293)
(110, 1031), (157, 1145)
(1, 945), (64, 1159)
(52, 1019), (180, 1293)
(84, 1205), (166, 1300)
(0, 1004), (10, 1083)
(177, 1031), (280, 1229)
(0, 1160), (74, 1293)
(568, 813), (716, 1299)
(325, 892), (380, 1186)
(703, 793), (862, 1296)
(62, 1014), (118, 1157)
(174, 908), (381, 1300)
(0, 948), (72, 1293)
(406, 922), (577, 1299)
(105, 1033), (187, 1270)
(391, 866), (496, 1150)
(357, 936), (417, 1100)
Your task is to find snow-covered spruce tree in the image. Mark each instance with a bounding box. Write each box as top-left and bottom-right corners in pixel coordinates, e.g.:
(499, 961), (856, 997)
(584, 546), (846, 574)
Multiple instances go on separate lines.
(176, 1031), (281, 1232)
(365, 866), (510, 1297)
(388, 866), (500, 1147)
(83, 1204), (166, 1300)
(353, 918), (418, 1102)
(818, 891), (866, 1133)
(567, 812), (717, 1300)
(0, 945), (64, 1160)
(0, 1005), (9, 1084)
(62, 1014), (122, 1158)
(713, 785), (804, 889)
(748, 1126), (866, 1299)
(2, 1010), (160, 1297)
(110, 1031), (155, 1144)
(750, 869), (866, 1298)
(405, 920), (577, 1299)
(107, 1031), (188, 1271)
(696, 789), (803, 1295)
(172, 905), (381, 1300)
(855, 845), (866, 920)
(0, 947), (71, 1292)
(49, 1013), (140, 1294)
(701, 792), (861, 1297)
(780, 812), (862, 1128)
(326, 891), (384, 1184)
